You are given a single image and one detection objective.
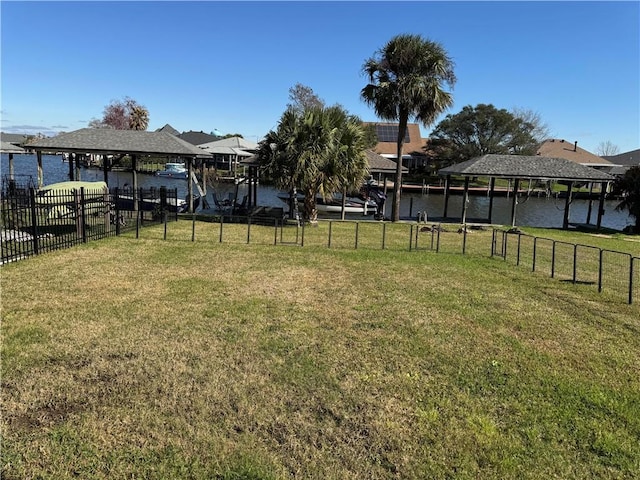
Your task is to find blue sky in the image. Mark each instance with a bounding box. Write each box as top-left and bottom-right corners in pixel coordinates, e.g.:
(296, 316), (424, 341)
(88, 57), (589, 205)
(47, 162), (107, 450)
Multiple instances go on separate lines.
(1, 1), (639, 153)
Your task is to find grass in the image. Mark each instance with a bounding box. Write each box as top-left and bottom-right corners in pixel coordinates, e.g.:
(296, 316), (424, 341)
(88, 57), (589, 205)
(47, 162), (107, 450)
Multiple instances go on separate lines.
(2, 221), (639, 479)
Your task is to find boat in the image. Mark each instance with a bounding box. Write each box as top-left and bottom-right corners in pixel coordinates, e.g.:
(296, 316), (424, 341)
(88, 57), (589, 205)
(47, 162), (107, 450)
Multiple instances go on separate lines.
(155, 162), (188, 179)
(35, 181), (109, 220)
(277, 192), (379, 215)
(114, 193), (199, 214)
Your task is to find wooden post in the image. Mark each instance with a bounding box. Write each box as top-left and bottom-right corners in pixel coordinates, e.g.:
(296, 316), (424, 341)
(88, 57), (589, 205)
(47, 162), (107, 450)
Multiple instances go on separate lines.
(103, 154), (109, 185)
(68, 152), (74, 181)
(443, 175), (451, 219)
(461, 176), (470, 224)
(510, 178), (520, 227)
(586, 182), (594, 224)
(75, 154), (81, 181)
(488, 177), (496, 224)
(597, 182), (607, 229)
(8, 153), (14, 179)
(563, 181), (574, 229)
(37, 151), (44, 188)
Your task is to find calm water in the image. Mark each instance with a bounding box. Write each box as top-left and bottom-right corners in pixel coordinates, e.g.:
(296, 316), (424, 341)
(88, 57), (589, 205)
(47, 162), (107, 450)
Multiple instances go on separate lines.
(2, 153), (634, 231)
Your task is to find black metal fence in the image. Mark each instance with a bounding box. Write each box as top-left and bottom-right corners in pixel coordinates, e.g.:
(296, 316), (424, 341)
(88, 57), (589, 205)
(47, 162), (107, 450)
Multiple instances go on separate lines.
(491, 229), (639, 305)
(144, 215), (638, 304)
(1, 179), (179, 264)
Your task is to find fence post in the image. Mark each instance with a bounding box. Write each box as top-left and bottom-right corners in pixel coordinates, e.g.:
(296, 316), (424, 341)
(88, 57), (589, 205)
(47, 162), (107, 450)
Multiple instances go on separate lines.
(629, 256), (634, 305)
(572, 244), (578, 284)
(516, 233), (521, 266)
(409, 224), (413, 251)
(29, 188), (40, 255)
(355, 222), (359, 249)
(551, 241), (556, 278)
(462, 224), (467, 255)
(115, 188), (121, 236)
(328, 221), (332, 248)
(164, 211), (168, 240)
(219, 215), (224, 243)
(247, 216), (251, 244)
(192, 212), (196, 242)
(436, 225), (441, 253)
(598, 249), (604, 293)
(382, 222), (386, 250)
(532, 237), (537, 272)
(274, 219), (278, 246)
(80, 187), (87, 243)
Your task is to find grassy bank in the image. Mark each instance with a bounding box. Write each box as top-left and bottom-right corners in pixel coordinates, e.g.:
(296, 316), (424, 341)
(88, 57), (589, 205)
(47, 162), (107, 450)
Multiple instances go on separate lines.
(2, 222), (639, 479)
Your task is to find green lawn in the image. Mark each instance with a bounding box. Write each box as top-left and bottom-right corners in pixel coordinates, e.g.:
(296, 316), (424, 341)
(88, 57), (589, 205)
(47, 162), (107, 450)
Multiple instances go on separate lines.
(2, 221), (639, 479)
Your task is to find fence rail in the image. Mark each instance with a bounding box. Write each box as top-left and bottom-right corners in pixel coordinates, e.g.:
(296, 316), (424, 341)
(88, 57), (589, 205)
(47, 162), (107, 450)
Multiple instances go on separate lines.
(3, 188), (638, 305)
(1, 183), (178, 264)
(491, 229), (638, 304)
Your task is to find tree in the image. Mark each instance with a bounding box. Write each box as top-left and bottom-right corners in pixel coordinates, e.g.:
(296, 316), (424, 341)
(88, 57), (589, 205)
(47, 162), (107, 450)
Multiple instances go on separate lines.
(596, 140), (620, 157)
(511, 107), (552, 144)
(286, 83), (325, 115)
(89, 97), (149, 130)
(257, 105), (369, 224)
(361, 34), (456, 221)
(612, 165), (640, 233)
(430, 103), (539, 164)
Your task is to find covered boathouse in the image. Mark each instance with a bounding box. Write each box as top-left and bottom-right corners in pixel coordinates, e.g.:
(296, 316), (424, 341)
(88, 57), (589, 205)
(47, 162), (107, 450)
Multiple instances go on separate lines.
(438, 154), (615, 229)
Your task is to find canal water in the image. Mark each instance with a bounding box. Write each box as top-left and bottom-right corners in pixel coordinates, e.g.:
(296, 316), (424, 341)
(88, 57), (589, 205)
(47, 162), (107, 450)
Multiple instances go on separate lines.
(2, 153), (634, 231)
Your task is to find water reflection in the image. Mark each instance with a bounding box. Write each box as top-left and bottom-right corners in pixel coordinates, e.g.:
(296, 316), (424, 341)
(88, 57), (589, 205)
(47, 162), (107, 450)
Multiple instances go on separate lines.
(2, 154), (633, 231)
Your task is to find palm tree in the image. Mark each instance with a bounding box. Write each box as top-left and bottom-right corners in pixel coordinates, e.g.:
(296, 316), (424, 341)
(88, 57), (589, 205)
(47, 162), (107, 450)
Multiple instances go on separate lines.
(257, 108), (303, 222)
(128, 104), (149, 131)
(613, 165), (640, 233)
(361, 34), (456, 221)
(257, 105), (369, 225)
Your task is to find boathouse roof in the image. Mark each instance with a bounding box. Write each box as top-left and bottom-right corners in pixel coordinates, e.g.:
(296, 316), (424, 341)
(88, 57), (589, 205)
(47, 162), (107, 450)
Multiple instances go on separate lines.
(1, 140), (26, 154)
(365, 150), (408, 174)
(26, 128), (212, 158)
(438, 154), (614, 182)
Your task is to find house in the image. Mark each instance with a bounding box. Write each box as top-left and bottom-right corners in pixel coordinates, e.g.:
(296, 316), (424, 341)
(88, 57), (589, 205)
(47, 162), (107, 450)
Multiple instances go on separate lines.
(198, 136), (259, 174)
(363, 122), (428, 172)
(178, 130), (220, 146)
(0, 132), (29, 146)
(536, 139), (613, 171)
(154, 124), (181, 136)
(603, 148), (640, 176)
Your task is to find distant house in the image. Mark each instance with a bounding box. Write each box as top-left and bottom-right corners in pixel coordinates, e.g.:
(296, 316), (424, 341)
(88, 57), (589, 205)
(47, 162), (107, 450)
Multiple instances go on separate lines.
(198, 136), (259, 173)
(0, 132), (29, 146)
(154, 124), (181, 136)
(178, 130), (220, 146)
(363, 122), (428, 172)
(603, 149), (640, 176)
(536, 139), (613, 171)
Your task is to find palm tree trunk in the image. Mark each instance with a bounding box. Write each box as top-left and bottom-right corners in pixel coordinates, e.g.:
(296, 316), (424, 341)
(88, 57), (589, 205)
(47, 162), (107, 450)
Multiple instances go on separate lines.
(392, 113), (408, 222)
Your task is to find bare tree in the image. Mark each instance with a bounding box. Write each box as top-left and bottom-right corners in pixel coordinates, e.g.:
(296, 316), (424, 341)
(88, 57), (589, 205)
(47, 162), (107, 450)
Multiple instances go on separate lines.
(90, 97), (149, 130)
(286, 83), (325, 115)
(596, 140), (620, 156)
(511, 107), (552, 144)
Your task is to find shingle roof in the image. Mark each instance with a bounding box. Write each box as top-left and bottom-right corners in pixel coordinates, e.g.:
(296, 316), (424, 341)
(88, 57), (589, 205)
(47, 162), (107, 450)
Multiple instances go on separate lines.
(178, 131), (218, 146)
(439, 154), (614, 182)
(0, 133), (29, 145)
(155, 124), (181, 136)
(536, 139), (612, 166)
(363, 122), (427, 157)
(603, 148), (640, 167)
(25, 128), (211, 158)
(198, 136), (258, 150)
(1, 141), (26, 153)
(365, 150), (408, 174)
